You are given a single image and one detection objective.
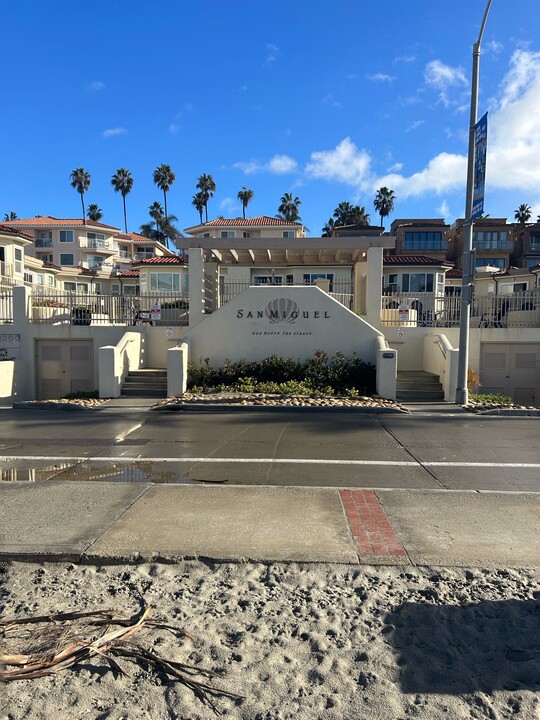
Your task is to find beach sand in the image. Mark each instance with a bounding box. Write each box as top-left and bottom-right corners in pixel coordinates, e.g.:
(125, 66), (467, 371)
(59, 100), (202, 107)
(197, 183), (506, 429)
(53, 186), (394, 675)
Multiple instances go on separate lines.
(1, 560), (539, 720)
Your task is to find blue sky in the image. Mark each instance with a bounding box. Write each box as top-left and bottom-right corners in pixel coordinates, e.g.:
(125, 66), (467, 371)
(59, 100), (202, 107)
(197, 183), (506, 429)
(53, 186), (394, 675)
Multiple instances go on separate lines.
(2, 0), (540, 236)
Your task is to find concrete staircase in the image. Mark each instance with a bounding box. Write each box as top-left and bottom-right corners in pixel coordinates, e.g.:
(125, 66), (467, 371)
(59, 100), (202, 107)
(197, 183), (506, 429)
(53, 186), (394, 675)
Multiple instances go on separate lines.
(121, 369), (167, 398)
(396, 371), (444, 402)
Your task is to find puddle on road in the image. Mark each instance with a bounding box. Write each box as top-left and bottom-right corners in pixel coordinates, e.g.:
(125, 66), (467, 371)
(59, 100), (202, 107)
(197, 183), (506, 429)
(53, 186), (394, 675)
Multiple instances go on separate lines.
(0, 461), (200, 484)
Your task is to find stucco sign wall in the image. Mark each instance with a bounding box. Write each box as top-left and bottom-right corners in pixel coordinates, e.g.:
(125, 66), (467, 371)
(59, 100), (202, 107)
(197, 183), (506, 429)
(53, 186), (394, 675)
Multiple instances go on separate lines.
(184, 286), (383, 366)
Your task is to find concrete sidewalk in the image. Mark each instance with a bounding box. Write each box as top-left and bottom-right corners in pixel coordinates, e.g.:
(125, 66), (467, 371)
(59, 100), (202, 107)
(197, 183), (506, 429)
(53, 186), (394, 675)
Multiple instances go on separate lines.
(1, 481), (538, 568)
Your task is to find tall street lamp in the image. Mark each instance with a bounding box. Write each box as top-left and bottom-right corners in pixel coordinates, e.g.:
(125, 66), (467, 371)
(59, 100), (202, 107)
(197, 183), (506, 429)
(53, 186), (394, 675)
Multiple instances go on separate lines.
(455, 0), (493, 405)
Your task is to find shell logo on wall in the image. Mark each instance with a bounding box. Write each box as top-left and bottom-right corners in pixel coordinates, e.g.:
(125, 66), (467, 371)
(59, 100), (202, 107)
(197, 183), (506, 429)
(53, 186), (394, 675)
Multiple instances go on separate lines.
(265, 298), (299, 324)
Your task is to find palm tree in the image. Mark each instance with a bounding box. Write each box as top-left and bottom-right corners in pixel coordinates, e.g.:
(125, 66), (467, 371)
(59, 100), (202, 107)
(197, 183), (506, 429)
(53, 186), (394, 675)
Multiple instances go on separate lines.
(111, 168), (134, 233)
(373, 187), (396, 228)
(149, 201), (165, 235)
(139, 222), (155, 238)
(87, 204), (103, 222)
(192, 192), (206, 224)
(276, 192), (302, 222)
(70, 167), (91, 224)
(237, 185), (254, 219)
(153, 164), (176, 221)
(321, 218), (336, 237)
(3, 211), (17, 221)
(332, 201), (370, 227)
(514, 203), (532, 224)
(196, 173), (216, 222)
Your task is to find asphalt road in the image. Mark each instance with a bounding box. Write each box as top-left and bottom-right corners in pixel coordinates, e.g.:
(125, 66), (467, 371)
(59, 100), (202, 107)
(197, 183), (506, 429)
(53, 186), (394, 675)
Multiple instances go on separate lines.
(0, 407), (538, 492)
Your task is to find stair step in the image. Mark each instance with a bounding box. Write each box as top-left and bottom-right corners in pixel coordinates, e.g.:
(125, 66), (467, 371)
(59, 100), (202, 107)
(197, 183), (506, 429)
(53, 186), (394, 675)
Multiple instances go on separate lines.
(397, 390), (445, 401)
(123, 377), (167, 385)
(121, 387), (167, 397)
(128, 370), (166, 378)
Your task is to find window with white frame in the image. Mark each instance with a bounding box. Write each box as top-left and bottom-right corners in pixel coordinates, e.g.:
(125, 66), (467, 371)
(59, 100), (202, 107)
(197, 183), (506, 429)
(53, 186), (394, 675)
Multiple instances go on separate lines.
(111, 284), (120, 296)
(76, 283), (89, 293)
(59, 230), (74, 243)
(60, 253), (74, 266)
(149, 272), (181, 291)
(47, 275), (54, 286)
(401, 272), (434, 293)
(88, 255), (104, 269)
(94, 282), (102, 295)
(36, 231), (52, 248)
(14, 247), (23, 273)
(36, 274), (44, 285)
(220, 231), (235, 238)
(123, 285), (139, 295)
(24, 271), (33, 284)
(303, 272), (334, 290)
(64, 282), (77, 292)
(40, 254), (54, 263)
(282, 231), (296, 238)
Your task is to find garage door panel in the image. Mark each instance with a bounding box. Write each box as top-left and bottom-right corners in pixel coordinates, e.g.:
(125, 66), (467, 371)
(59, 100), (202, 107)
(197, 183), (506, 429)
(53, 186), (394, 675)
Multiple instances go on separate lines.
(480, 342), (540, 405)
(36, 340), (93, 400)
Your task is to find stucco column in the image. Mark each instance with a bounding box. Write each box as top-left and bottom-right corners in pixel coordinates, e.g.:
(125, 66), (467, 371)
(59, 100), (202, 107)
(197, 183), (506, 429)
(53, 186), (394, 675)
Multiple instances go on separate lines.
(188, 248), (205, 328)
(167, 343), (188, 396)
(365, 247), (383, 326)
(13, 285), (30, 326)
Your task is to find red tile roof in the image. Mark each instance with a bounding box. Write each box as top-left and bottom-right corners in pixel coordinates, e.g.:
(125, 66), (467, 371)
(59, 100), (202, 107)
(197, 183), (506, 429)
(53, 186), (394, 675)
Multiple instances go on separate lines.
(187, 216), (302, 229)
(118, 269), (140, 278)
(42, 260), (62, 270)
(446, 268), (462, 278)
(135, 256), (186, 265)
(8, 216), (120, 231)
(0, 223), (34, 240)
(384, 255), (454, 266)
(114, 231), (156, 241)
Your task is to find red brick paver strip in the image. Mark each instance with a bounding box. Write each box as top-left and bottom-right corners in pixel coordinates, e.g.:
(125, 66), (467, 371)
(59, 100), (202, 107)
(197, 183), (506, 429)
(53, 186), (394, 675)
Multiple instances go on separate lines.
(340, 489), (406, 556)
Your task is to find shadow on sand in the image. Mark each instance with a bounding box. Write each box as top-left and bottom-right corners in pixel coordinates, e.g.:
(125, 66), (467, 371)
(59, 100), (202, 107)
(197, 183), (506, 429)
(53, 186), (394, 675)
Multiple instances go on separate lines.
(384, 596), (540, 694)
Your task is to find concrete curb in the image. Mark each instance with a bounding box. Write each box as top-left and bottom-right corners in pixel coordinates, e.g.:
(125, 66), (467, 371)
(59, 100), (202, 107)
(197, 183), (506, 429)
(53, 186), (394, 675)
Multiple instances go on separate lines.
(151, 403), (408, 414)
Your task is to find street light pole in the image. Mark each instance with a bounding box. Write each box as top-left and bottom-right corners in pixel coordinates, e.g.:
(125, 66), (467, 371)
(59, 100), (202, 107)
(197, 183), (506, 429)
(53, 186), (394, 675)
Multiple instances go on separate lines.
(455, 0), (493, 405)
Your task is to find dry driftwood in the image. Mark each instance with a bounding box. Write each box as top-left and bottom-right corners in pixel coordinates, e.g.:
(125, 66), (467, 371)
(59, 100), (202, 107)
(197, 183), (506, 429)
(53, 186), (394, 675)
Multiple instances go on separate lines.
(0, 605), (242, 714)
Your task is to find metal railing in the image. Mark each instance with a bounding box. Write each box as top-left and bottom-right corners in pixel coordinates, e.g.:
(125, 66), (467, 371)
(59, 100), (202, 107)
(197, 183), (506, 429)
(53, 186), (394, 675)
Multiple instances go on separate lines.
(29, 291), (189, 326)
(219, 279), (354, 309)
(381, 291), (540, 328)
(0, 291), (13, 324)
(0, 261), (13, 279)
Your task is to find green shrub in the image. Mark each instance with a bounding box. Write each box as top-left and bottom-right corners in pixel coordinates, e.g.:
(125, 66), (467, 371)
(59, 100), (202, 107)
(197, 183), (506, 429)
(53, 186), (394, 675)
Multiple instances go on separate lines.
(470, 392), (513, 405)
(187, 352), (376, 395)
(63, 390), (99, 399)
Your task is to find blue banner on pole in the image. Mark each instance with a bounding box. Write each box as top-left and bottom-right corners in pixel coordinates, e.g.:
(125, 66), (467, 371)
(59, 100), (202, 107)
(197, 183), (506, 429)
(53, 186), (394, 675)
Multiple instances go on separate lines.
(471, 112), (488, 219)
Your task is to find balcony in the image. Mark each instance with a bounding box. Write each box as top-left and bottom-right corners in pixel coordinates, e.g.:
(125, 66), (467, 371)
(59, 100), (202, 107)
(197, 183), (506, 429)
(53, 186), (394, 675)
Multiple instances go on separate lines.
(35, 238), (53, 248)
(81, 240), (118, 253)
(134, 251), (157, 261)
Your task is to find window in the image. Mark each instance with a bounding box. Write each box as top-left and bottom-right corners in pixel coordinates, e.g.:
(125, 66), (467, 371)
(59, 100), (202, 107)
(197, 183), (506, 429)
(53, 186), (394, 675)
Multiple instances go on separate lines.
(87, 232), (107, 249)
(88, 255), (104, 269)
(14, 247), (23, 273)
(64, 282), (77, 292)
(24, 271), (33, 283)
(36, 274), (44, 285)
(149, 272), (180, 291)
(530, 234), (540, 251)
(403, 231), (444, 250)
(243, 232), (251, 238)
(220, 231), (235, 238)
(401, 273), (434, 293)
(282, 231), (296, 238)
(76, 283), (88, 293)
(123, 285), (139, 296)
(36, 231), (52, 248)
(303, 272), (335, 290)
(253, 275), (283, 285)
(111, 284), (120, 296)
(40, 254), (53, 263)
(473, 231), (511, 250)
(475, 257), (505, 269)
(388, 274), (398, 285)
(59, 230), (74, 243)
(202, 233), (210, 238)
(60, 253), (74, 266)
(94, 282), (102, 295)
(500, 282), (528, 294)
(47, 275), (54, 286)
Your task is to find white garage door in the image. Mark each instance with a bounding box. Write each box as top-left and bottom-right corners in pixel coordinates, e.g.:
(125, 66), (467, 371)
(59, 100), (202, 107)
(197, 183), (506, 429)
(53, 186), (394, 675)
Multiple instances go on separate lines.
(35, 340), (94, 399)
(480, 343), (540, 405)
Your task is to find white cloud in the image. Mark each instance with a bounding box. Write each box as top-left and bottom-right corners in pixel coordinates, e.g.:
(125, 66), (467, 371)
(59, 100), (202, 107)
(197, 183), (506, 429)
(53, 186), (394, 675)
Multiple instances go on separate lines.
(265, 43), (281, 64)
(305, 138), (372, 187)
(219, 197), (239, 214)
(487, 49), (540, 190)
(102, 127), (127, 138)
(438, 200), (451, 218)
(376, 153), (467, 199)
(322, 93), (342, 108)
(424, 59), (468, 106)
(485, 39), (504, 55)
(268, 154), (297, 173)
(90, 81), (104, 91)
(367, 73), (396, 82)
(387, 162), (403, 173)
(234, 154), (297, 175)
(407, 120), (425, 132)
(169, 123), (180, 135)
(394, 54), (416, 64)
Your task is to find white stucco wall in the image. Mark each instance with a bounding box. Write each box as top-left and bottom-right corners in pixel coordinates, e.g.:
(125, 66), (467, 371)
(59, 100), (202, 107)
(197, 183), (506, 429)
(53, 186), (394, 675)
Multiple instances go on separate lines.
(183, 286), (384, 367)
